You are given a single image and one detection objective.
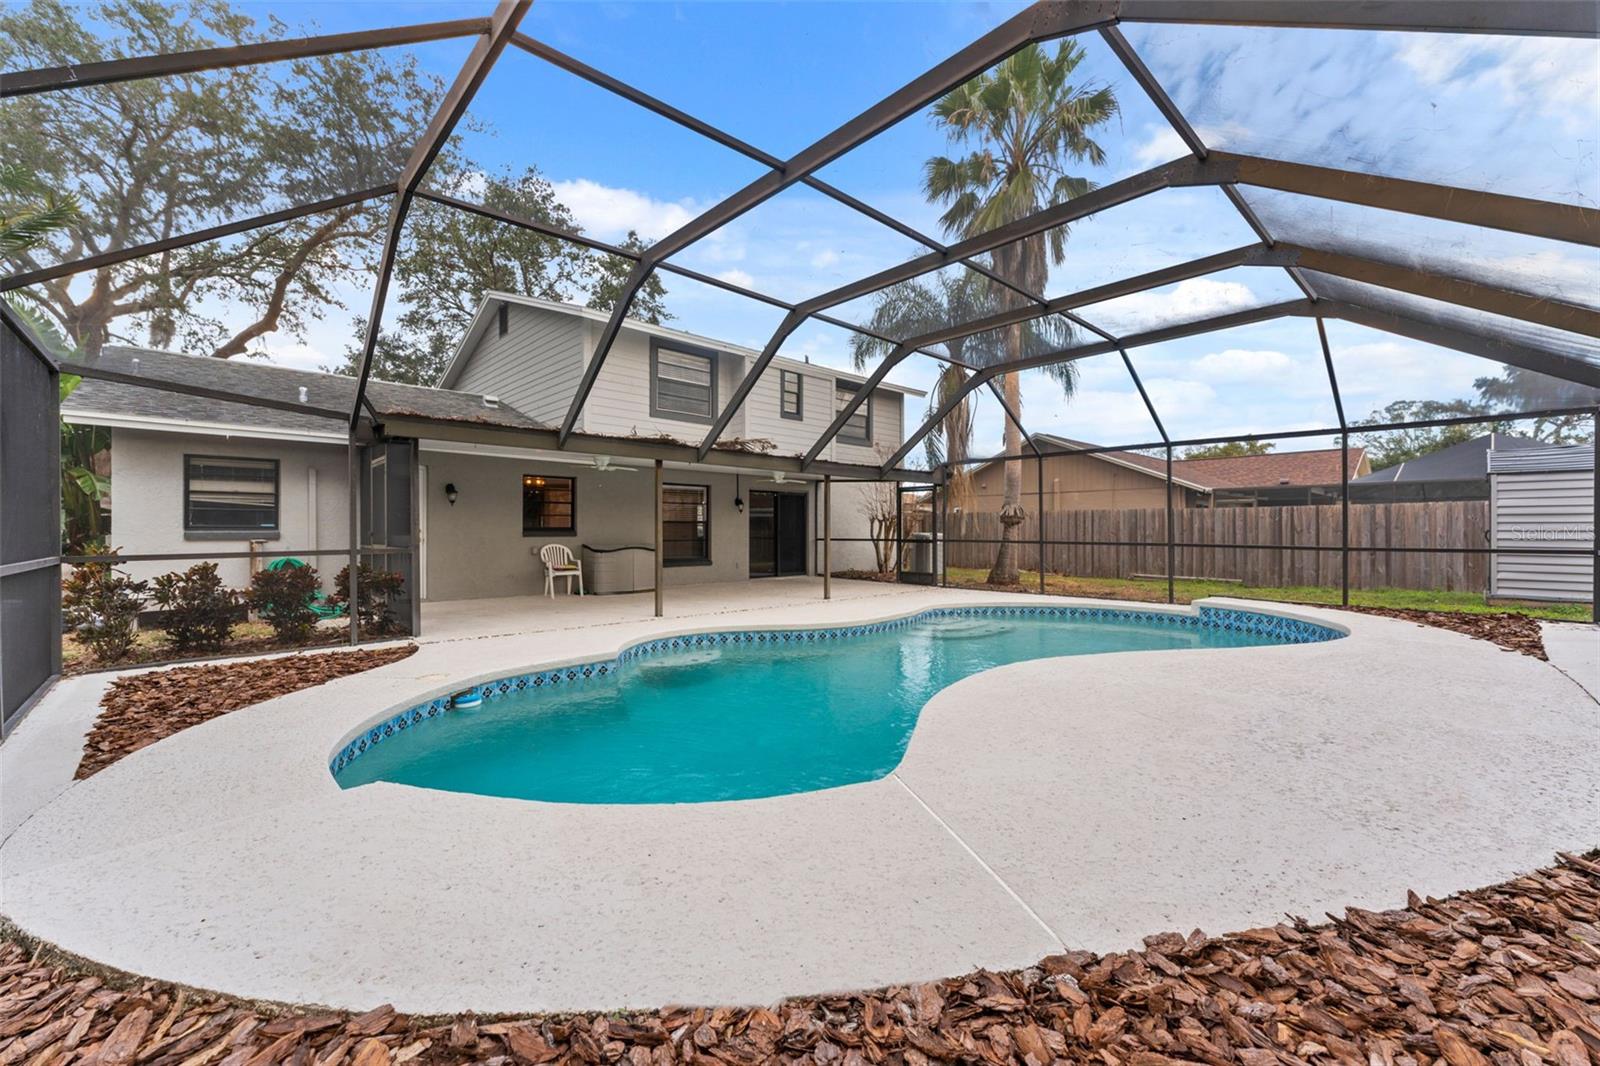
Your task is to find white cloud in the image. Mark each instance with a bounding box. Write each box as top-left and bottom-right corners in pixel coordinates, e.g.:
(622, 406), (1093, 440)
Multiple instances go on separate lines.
(1083, 278), (1259, 334)
(810, 249), (840, 269)
(549, 179), (698, 243)
(1396, 35), (1600, 129)
(715, 269), (754, 289)
(1329, 337), (1484, 407)
(1192, 348), (1292, 382)
(1131, 124), (1189, 166)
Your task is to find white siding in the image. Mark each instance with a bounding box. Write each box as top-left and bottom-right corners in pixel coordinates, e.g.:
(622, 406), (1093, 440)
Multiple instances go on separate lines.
(581, 324), (748, 442)
(451, 305), (583, 427)
(1490, 469), (1594, 602)
(833, 389), (905, 467)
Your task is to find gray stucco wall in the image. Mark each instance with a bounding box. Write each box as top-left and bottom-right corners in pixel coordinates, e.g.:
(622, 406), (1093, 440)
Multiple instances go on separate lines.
(419, 451), (825, 601)
(107, 429), (348, 589)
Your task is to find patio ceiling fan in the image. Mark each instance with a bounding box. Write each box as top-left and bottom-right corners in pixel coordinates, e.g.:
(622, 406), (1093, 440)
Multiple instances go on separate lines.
(591, 455), (635, 473)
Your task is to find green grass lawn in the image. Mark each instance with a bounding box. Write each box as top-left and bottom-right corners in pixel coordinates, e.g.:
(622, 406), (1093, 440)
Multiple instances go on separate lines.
(941, 567), (1593, 623)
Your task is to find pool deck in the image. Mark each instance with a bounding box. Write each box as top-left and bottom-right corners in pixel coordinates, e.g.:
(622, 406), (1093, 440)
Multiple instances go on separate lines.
(2, 579), (1596, 1013)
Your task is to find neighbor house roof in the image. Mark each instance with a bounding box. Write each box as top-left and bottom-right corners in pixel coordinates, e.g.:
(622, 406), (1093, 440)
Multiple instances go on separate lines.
(1351, 433), (1547, 484)
(62, 346), (546, 440)
(442, 293), (926, 397)
(992, 434), (1367, 492)
(1168, 446), (1368, 489)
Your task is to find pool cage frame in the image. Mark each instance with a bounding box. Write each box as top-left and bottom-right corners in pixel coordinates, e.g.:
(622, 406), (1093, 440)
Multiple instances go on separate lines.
(2, 0), (1597, 723)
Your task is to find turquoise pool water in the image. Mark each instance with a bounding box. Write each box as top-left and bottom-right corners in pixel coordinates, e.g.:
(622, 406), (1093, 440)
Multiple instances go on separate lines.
(334, 607), (1337, 804)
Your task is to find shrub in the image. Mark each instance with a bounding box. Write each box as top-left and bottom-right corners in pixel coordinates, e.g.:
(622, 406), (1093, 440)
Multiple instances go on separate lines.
(61, 552), (148, 663)
(333, 564), (406, 636)
(246, 563), (321, 644)
(149, 562), (237, 653)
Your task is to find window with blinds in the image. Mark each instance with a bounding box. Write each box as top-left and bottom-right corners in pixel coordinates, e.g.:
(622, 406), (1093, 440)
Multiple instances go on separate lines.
(662, 484), (710, 565)
(780, 370), (803, 419)
(651, 342), (716, 421)
(183, 455), (278, 531)
(522, 474), (576, 535)
(835, 383), (872, 444)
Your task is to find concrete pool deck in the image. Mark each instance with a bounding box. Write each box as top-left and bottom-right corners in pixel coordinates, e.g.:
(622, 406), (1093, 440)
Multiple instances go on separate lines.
(2, 580), (1596, 1013)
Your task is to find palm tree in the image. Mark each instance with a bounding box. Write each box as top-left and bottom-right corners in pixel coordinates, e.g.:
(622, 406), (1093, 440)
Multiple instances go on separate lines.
(849, 270), (1069, 515)
(849, 272), (986, 511)
(924, 40), (1116, 584)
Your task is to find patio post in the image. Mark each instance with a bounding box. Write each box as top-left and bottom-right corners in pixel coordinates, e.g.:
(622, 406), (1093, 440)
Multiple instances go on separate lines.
(1165, 444), (1175, 605)
(823, 474), (832, 601)
(346, 434), (360, 646)
(1036, 452), (1045, 595)
(939, 464), (950, 588)
(1341, 431), (1351, 606)
(654, 459), (664, 618)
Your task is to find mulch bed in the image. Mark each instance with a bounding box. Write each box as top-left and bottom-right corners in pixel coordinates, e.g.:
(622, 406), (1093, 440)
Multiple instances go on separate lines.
(64, 630), (351, 677)
(3, 853), (1599, 1066)
(1327, 608), (1550, 661)
(74, 645), (418, 780)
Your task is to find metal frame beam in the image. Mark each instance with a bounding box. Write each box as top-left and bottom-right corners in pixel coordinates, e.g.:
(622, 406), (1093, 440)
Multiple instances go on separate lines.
(1, 18), (492, 98)
(419, 189), (975, 388)
(347, 0), (531, 429)
(1116, 0), (1598, 37)
(1284, 246), (1600, 337)
(558, 0), (1124, 447)
(885, 301), (1312, 474)
(1313, 299), (1600, 389)
(1, 187), (394, 293)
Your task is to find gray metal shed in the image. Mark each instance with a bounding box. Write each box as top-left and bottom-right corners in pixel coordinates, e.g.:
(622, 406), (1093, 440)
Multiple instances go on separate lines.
(1488, 445), (1596, 603)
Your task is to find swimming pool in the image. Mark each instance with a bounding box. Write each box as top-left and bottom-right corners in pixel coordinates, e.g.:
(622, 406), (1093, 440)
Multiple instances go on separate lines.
(331, 604), (1341, 804)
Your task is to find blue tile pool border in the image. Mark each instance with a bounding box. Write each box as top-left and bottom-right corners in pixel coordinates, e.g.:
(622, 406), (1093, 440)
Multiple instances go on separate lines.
(329, 604), (1342, 777)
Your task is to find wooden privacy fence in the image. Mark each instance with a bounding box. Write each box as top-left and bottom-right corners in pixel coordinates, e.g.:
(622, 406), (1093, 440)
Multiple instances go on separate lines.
(944, 501), (1492, 591)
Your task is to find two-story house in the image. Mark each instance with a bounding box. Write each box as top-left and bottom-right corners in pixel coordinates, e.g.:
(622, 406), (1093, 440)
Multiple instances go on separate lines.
(60, 296), (925, 607)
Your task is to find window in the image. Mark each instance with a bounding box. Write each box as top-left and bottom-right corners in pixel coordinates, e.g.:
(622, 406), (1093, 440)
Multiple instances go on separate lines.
(835, 383), (872, 444)
(522, 474), (575, 535)
(497, 303), (509, 337)
(184, 455), (278, 532)
(780, 370), (803, 420)
(651, 341), (717, 422)
(662, 484), (710, 565)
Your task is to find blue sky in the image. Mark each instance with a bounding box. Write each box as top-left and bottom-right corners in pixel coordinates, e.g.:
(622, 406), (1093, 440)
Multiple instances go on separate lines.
(99, 2), (1600, 457)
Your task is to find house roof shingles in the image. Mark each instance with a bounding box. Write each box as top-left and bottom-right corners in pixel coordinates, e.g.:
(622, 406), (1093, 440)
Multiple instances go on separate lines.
(1026, 434), (1365, 491)
(61, 346), (547, 434)
(1169, 447), (1365, 489)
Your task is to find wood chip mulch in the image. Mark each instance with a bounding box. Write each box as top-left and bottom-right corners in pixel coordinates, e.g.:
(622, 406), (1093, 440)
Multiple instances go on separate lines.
(1329, 608), (1550, 660)
(4, 853), (1599, 1066)
(74, 645), (419, 781)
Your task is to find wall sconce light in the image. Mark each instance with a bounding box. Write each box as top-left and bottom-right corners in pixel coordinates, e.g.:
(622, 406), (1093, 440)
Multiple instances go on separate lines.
(444, 482), (459, 506)
(734, 475), (744, 515)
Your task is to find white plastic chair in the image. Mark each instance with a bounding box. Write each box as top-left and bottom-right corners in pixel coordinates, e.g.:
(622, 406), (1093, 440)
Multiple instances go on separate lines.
(540, 544), (584, 597)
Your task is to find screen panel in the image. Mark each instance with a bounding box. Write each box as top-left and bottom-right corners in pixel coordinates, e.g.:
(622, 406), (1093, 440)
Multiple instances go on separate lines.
(1122, 23), (1600, 207)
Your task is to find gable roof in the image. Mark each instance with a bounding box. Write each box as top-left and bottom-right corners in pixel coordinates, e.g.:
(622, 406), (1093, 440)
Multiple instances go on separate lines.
(1351, 433), (1547, 484)
(1169, 446), (1366, 489)
(442, 292), (925, 396)
(62, 346), (547, 438)
(1028, 434), (1211, 492)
